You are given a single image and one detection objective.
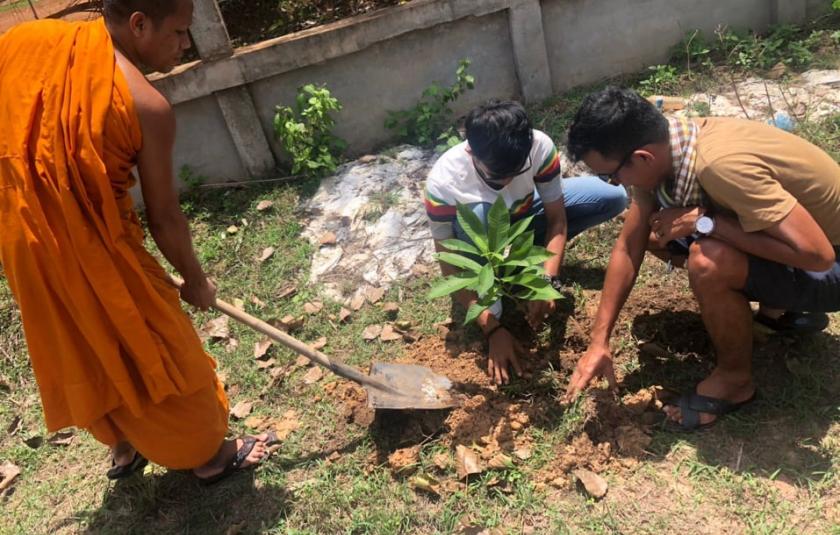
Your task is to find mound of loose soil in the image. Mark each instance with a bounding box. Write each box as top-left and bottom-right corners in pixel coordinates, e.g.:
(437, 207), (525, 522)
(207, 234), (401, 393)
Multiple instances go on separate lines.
(325, 270), (701, 487)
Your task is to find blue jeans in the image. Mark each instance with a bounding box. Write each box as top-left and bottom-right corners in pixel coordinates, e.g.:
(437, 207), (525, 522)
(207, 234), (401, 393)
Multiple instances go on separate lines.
(454, 176), (628, 246)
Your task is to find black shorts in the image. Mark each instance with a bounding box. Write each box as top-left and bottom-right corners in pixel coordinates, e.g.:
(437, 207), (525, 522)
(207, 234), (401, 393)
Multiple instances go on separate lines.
(743, 246), (840, 312)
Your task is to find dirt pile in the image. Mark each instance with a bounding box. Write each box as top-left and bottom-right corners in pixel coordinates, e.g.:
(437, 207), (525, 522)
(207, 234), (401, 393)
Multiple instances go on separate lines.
(325, 331), (666, 484)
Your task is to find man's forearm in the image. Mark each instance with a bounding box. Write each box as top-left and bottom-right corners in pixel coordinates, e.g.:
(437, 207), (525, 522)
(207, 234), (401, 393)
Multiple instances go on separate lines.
(543, 224), (567, 277)
(149, 213), (205, 282)
(590, 239), (644, 347)
(712, 213), (834, 271)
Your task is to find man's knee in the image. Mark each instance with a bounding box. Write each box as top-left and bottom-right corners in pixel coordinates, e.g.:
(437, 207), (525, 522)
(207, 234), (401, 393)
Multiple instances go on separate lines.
(687, 238), (747, 292)
(602, 185), (629, 219)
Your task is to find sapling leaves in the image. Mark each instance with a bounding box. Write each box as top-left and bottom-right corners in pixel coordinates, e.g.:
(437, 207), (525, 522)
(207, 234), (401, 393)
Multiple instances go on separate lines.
(428, 273), (478, 299)
(456, 204), (489, 254)
(439, 239), (481, 256)
(429, 196), (564, 324)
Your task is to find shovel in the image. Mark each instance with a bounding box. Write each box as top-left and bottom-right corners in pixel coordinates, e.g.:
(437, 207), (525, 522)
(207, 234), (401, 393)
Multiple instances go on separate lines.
(174, 277), (458, 410)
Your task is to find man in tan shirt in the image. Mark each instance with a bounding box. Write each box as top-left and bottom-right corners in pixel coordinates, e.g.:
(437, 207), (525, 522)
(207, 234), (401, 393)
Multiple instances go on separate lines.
(563, 87), (840, 430)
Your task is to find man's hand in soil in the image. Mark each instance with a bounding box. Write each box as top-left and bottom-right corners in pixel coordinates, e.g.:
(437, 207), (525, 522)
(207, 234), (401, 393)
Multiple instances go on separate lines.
(527, 299), (556, 330)
(564, 344), (617, 401)
(487, 327), (526, 385)
(649, 207), (703, 247)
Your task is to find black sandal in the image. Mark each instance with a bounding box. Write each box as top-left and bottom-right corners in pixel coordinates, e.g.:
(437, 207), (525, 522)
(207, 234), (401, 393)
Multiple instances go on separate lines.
(665, 388), (757, 432)
(754, 311), (828, 334)
(198, 432), (277, 486)
(106, 451), (149, 480)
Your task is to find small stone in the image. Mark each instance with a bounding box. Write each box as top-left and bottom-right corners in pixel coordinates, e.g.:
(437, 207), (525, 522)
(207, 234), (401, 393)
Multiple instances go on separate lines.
(319, 232), (337, 246)
(574, 468), (608, 499)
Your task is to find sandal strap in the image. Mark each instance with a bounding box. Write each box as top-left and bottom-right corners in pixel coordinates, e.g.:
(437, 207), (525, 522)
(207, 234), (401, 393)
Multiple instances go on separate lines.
(685, 392), (743, 416)
(230, 437), (258, 470)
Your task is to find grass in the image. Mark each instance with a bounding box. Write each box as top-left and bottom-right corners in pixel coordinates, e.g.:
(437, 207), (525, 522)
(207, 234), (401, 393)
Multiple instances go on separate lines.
(2, 12), (840, 535)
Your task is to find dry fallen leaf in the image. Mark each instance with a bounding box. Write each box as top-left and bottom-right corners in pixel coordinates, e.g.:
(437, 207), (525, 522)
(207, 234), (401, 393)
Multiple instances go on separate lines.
(24, 435), (43, 449)
(455, 445), (484, 479)
(201, 316), (230, 340)
(226, 225), (239, 234)
(350, 293), (366, 311)
(513, 447), (532, 461)
(380, 325), (403, 342)
(230, 401), (253, 419)
(6, 416), (21, 436)
(244, 415), (269, 429)
(382, 302), (400, 314)
(338, 307), (352, 322)
(256, 358), (276, 370)
(303, 367), (324, 384)
(279, 315), (304, 331)
(574, 468), (608, 499)
(303, 302), (324, 315)
(226, 338), (239, 353)
(410, 474), (441, 496)
(270, 409), (300, 441)
(319, 232), (337, 246)
(257, 247), (275, 263)
(251, 296), (267, 309)
(487, 453), (514, 470)
(365, 286), (386, 303)
(362, 324), (383, 340)
(256, 200), (274, 211)
(278, 286), (297, 299)
(254, 337), (273, 359)
(432, 452), (451, 470)
(310, 337), (327, 350)
(294, 355), (311, 368)
(0, 461), (21, 494)
(47, 430), (75, 447)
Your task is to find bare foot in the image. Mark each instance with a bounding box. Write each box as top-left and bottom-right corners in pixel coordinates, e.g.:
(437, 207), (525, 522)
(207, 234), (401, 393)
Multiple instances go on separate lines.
(663, 372), (755, 427)
(111, 441), (137, 467)
(193, 434), (271, 480)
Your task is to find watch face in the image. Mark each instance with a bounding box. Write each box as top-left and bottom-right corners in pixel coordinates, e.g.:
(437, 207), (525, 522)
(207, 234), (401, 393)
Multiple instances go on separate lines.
(696, 216), (714, 235)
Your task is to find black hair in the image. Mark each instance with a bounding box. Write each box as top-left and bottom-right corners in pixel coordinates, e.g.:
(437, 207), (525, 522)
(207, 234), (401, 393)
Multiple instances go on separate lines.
(566, 87), (669, 162)
(465, 100), (533, 175)
(102, 0), (182, 24)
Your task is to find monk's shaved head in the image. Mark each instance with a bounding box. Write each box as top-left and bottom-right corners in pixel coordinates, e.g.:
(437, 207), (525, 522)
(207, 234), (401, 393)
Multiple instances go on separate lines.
(103, 0), (186, 24)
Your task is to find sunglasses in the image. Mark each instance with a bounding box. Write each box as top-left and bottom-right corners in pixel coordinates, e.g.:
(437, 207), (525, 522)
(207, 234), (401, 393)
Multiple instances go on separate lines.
(597, 149), (635, 184)
(474, 155), (533, 186)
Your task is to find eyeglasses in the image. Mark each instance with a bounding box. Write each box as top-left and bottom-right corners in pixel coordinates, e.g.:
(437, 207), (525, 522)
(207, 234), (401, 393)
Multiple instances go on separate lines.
(597, 150), (635, 184)
(474, 155), (532, 186)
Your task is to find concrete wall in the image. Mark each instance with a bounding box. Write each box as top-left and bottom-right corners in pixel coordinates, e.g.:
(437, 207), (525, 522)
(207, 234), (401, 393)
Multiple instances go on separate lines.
(155, 0), (825, 184)
(172, 96), (246, 181)
(248, 12), (520, 160)
(542, 0), (772, 91)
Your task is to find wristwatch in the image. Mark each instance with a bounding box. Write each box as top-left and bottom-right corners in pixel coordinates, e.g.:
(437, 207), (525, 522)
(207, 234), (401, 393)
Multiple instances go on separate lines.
(694, 214), (715, 237)
(541, 274), (564, 290)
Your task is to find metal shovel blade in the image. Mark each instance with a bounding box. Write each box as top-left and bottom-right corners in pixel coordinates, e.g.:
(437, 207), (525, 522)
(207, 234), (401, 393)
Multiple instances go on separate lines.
(366, 362), (459, 410)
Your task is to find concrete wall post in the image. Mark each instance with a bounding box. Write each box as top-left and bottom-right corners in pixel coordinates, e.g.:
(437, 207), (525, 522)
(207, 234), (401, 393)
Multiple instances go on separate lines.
(188, 0), (277, 177)
(508, 0), (553, 104)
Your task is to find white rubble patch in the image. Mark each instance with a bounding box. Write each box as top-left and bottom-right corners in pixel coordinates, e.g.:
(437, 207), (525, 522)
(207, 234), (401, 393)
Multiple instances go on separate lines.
(683, 68), (840, 123)
(301, 146), (438, 302)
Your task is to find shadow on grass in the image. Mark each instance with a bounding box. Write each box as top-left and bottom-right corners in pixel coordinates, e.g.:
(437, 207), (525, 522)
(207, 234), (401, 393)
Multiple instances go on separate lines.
(69, 468), (290, 534)
(626, 308), (839, 486)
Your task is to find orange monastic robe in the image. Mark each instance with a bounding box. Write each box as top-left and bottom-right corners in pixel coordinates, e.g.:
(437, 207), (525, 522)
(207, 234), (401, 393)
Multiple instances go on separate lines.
(0, 19), (227, 468)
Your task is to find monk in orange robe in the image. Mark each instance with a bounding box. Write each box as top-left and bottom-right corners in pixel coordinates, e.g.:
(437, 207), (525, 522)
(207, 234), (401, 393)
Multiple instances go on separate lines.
(0, 0), (272, 482)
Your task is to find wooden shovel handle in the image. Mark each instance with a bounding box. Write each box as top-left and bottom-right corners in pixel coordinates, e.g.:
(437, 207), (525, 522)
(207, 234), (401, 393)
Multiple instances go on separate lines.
(169, 275), (393, 391)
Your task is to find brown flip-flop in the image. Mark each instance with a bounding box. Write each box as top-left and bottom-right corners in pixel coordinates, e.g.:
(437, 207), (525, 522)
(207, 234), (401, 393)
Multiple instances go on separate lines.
(198, 431), (278, 486)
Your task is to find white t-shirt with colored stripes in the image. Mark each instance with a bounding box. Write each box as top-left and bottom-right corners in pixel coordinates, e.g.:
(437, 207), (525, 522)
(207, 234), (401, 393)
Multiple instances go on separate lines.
(424, 129), (564, 240)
